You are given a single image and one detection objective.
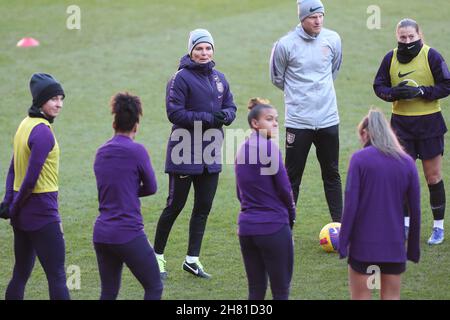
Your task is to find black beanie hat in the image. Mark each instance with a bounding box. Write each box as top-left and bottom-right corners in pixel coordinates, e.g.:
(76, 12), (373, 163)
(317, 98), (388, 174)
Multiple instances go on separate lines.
(29, 73), (65, 108)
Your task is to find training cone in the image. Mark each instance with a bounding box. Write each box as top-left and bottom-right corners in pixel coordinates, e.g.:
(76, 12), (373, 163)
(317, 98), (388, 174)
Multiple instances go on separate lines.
(17, 37), (40, 47)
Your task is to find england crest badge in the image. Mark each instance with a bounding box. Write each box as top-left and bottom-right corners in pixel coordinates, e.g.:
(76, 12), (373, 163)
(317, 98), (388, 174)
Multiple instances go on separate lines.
(286, 132), (295, 144)
(213, 75), (224, 93)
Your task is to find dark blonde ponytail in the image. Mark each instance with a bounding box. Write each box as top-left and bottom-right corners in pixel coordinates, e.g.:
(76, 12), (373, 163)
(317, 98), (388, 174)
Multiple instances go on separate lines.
(358, 109), (406, 159)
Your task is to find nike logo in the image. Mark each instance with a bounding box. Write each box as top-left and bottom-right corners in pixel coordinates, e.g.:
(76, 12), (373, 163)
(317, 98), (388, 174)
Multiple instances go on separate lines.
(407, 45), (415, 50)
(184, 263), (199, 275)
(398, 70), (415, 78)
(192, 36), (207, 44)
(310, 6), (323, 12)
(179, 175), (190, 179)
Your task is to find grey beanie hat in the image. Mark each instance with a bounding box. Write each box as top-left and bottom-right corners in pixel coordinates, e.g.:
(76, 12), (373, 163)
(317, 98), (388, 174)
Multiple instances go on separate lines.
(297, 0), (325, 21)
(188, 29), (214, 55)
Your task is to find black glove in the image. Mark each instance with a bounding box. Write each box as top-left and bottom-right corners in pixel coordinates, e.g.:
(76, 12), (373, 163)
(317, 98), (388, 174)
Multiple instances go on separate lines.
(0, 202), (10, 220)
(391, 80), (423, 100)
(213, 111), (227, 127)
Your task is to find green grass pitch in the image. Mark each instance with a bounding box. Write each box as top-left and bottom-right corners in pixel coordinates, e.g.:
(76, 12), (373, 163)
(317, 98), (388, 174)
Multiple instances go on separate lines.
(0, 0), (449, 299)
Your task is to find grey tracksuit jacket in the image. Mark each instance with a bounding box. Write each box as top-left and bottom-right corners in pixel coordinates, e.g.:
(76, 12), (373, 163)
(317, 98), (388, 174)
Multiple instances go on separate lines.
(270, 25), (342, 130)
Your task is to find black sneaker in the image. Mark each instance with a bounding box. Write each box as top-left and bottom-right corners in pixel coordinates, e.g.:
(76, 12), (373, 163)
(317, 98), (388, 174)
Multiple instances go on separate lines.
(182, 260), (211, 279)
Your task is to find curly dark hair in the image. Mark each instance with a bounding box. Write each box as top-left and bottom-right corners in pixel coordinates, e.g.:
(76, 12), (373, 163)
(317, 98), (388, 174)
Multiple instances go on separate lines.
(110, 92), (143, 132)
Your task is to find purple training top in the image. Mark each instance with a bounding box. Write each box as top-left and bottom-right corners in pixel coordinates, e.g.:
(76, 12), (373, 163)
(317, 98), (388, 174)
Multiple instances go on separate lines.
(4, 123), (60, 231)
(339, 145), (421, 263)
(235, 132), (296, 236)
(93, 135), (157, 244)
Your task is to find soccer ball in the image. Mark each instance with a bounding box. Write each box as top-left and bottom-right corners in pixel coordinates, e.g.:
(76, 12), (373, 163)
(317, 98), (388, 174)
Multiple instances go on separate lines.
(401, 78), (419, 87)
(319, 222), (341, 253)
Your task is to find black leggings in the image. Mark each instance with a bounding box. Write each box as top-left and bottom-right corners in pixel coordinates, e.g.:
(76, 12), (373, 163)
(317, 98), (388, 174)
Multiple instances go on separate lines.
(239, 225), (293, 300)
(154, 170), (219, 256)
(5, 222), (70, 300)
(94, 235), (163, 300)
(285, 125), (342, 222)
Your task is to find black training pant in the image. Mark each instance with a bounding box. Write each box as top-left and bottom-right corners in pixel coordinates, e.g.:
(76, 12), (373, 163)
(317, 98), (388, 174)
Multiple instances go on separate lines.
(285, 125), (342, 222)
(154, 170), (219, 256)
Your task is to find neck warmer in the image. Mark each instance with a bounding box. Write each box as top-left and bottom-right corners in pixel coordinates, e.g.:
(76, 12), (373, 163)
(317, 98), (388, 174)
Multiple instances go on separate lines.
(28, 104), (54, 123)
(397, 39), (423, 64)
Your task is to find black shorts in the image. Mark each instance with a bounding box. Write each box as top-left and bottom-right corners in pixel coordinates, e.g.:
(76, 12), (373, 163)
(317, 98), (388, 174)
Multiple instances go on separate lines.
(400, 135), (444, 160)
(391, 112), (447, 160)
(348, 256), (406, 275)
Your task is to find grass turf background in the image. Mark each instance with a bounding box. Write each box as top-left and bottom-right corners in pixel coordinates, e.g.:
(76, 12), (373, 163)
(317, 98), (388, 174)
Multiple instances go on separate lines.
(0, 0), (449, 299)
